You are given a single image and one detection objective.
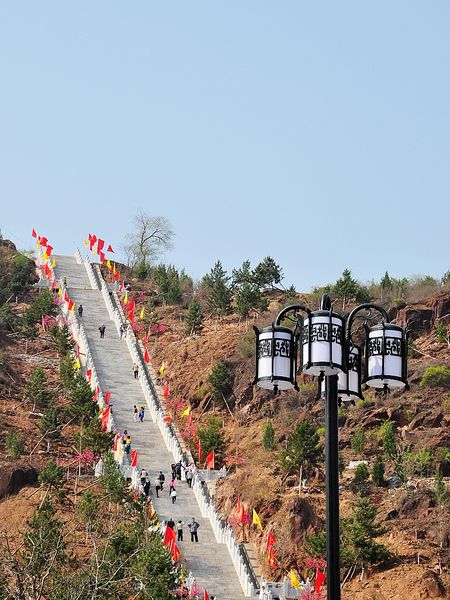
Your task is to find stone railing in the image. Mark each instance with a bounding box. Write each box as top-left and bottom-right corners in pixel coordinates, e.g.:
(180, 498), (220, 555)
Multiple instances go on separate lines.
(92, 260), (257, 597)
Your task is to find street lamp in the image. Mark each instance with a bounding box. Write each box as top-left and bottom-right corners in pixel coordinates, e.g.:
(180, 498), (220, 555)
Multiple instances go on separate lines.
(253, 294), (408, 600)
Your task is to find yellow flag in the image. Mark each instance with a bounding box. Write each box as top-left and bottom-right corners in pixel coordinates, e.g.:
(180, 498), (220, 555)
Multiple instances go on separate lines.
(70, 303), (76, 313)
(57, 287), (63, 297)
(252, 509), (263, 530)
(106, 259), (112, 270)
(181, 406), (190, 417)
(83, 239), (88, 247)
(113, 262), (116, 274)
(159, 362), (165, 375)
(290, 570), (302, 590)
(93, 246), (97, 255)
(73, 358), (81, 370)
(140, 307), (145, 320)
(124, 292), (128, 305)
(51, 258), (56, 268)
(43, 252), (49, 260)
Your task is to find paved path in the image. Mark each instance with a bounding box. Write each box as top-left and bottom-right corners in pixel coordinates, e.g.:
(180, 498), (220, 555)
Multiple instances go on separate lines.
(54, 255), (247, 600)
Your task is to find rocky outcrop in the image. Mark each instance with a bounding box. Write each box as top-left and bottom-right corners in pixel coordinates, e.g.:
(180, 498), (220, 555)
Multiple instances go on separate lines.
(0, 462), (38, 499)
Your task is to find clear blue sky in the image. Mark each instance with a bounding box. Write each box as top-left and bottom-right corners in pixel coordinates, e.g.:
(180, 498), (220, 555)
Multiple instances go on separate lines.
(1, 2), (449, 291)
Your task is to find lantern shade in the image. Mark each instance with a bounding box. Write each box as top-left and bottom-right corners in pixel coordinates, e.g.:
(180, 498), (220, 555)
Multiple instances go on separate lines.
(364, 323), (407, 389)
(337, 345), (363, 401)
(301, 311), (345, 376)
(254, 325), (297, 391)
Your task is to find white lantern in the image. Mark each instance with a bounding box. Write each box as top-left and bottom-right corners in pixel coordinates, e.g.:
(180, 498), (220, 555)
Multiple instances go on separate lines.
(338, 345), (363, 402)
(253, 324), (297, 391)
(364, 324), (407, 389)
(301, 310), (345, 377)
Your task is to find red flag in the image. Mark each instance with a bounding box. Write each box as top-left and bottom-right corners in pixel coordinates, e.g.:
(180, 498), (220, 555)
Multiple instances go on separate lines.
(50, 278), (57, 290)
(266, 531), (276, 553)
(97, 238), (105, 252)
(113, 433), (121, 451)
(107, 244), (114, 252)
(68, 299), (74, 312)
(169, 539), (181, 562)
(89, 234), (97, 251)
(45, 244), (53, 257)
(163, 384), (169, 398)
(40, 236), (48, 247)
(128, 310), (135, 325)
(197, 440), (203, 460)
(93, 385), (100, 401)
(268, 546), (277, 568)
(119, 281), (124, 293)
(128, 297), (136, 312)
(31, 228), (37, 238)
(315, 568), (326, 594)
(130, 449), (138, 468)
(64, 291), (69, 302)
(163, 416), (173, 423)
(143, 335), (149, 345)
(240, 504), (247, 525)
(104, 391), (111, 405)
(99, 251), (106, 264)
(144, 348), (150, 363)
(206, 450), (215, 469)
(163, 524), (176, 547)
(187, 412), (193, 427)
(114, 271), (119, 281)
(86, 369), (92, 382)
(204, 591), (210, 600)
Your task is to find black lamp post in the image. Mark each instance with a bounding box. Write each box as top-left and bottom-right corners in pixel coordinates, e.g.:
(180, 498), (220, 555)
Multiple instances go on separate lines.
(254, 294), (408, 600)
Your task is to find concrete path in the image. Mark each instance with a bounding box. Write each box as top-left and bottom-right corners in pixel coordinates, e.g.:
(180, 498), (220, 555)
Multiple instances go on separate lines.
(54, 255), (247, 600)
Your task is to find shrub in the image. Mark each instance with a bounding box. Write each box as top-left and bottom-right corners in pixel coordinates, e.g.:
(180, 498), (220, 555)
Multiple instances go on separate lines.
(279, 420), (322, 477)
(185, 297), (203, 335)
(23, 289), (55, 326)
(238, 331), (255, 359)
(197, 417), (225, 458)
(262, 421), (276, 450)
(435, 322), (448, 344)
(420, 365), (450, 388)
(193, 384), (209, 401)
(26, 367), (52, 409)
(351, 426), (366, 455)
(442, 397), (450, 413)
(134, 261), (149, 281)
(39, 459), (64, 490)
(207, 360), (233, 403)
(354, 463), (369, 483)
(6, 431), (24, 458)
(378, 420), (396, 460)
(39, 401), (60, 439)
(372, 456), (385, 486)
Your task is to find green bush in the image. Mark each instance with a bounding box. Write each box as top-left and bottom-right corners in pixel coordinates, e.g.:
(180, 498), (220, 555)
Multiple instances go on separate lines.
(26, 367), (52, 409)
(279, 420), (322, 477)
(23, 289), (55, 326)
(378, 420), (396, 460)
(354, 462), (369, 483)
(185, 297), (203, 335)
(193, 384), (209, 401)
(372, 456), (385, 486)
(39, 401), (60, 439)
(207, 359), (233, 403)
(435, 322), (448, 344)
(38, 459), (64, 490)
(262, 421), (276, 450)
(197, 416), (225, 458)
(351, 426), (366, 455)
(134, 261), (149, 281)
(6, 431), (24, 458)
(420, 365), (450, 388)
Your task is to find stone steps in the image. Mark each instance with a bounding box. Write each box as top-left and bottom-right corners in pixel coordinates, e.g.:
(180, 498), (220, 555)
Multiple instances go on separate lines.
(53, 254), (249, 600)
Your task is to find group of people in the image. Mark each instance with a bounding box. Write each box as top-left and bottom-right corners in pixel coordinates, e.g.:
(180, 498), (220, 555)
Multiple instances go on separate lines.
(133, 404), (145, 422)
(163, 517), (201, 543)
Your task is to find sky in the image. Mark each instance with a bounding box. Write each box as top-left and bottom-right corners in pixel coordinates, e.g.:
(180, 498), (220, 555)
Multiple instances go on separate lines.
(0, 2), (449, 291)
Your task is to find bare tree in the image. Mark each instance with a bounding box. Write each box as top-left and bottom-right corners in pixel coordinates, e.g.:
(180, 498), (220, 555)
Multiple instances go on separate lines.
(124, 210), (174, 268)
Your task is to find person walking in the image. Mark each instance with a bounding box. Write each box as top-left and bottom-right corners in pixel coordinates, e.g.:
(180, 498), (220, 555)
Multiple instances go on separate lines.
(167, 518), (175, 531)
(140, 468), (148, 485)
(175, 461), (182, 481)
(124, 434), (131, 454)
(78, 304), (83, 317)
(119, 323), (125, 339)
(185, 468), (193, 488)
(132, 363), (139, 379)
(170, 488), (177, 504)
(144, 477), (151, 497)
(155, 476), (161, 498)
(176, 520), (184, 542)
(139, 406), (145, 422)
(158, 471), (165, 491)
(188, 518), (200, 542)
(133, 405), (138, 422)
(99, 324), (106, 338)
(168, 478), (176, 497)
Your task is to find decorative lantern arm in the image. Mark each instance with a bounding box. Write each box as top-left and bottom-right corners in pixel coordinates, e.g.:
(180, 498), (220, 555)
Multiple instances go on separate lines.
(274, 304), (311, 327)
(345, 303), (389, 342)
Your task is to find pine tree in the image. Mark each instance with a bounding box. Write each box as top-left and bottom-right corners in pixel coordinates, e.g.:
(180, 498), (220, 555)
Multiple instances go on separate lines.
(372, 455), (385, 486)
(232, 260), (254, 287)
(39, 399), (60, 439)
(68, 374), (96, 424)
(26, 367), (52, 409)
(351, 426), (366, 455)
(101, 451), (126, 503)
(235, 282), (268, 318)
(24, 499), (66, 575)
(185, 297), (203, 335)
(348, 498), (390, 569)
(263, 421), (276, 450)
(38, 459), (64, 491)
(379, 420), (396, 460)
(207, 359), (233, 403)
(380, 271), (392, 301)
(203, 261), (231, 316)
(253, 256), (284, 289)
(284, 285), (298, 306)
(279, 421), (322, 478)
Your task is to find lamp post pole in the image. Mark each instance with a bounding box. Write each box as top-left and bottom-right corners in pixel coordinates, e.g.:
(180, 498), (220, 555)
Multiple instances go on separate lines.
(325, 374), (340, 600)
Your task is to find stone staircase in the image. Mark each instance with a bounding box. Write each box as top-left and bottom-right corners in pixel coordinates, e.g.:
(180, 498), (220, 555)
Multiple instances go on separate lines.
(54, 255), (249, 600)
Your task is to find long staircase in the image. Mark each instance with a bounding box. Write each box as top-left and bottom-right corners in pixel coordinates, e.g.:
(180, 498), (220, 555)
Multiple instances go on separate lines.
(54, 255), (249, 600)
